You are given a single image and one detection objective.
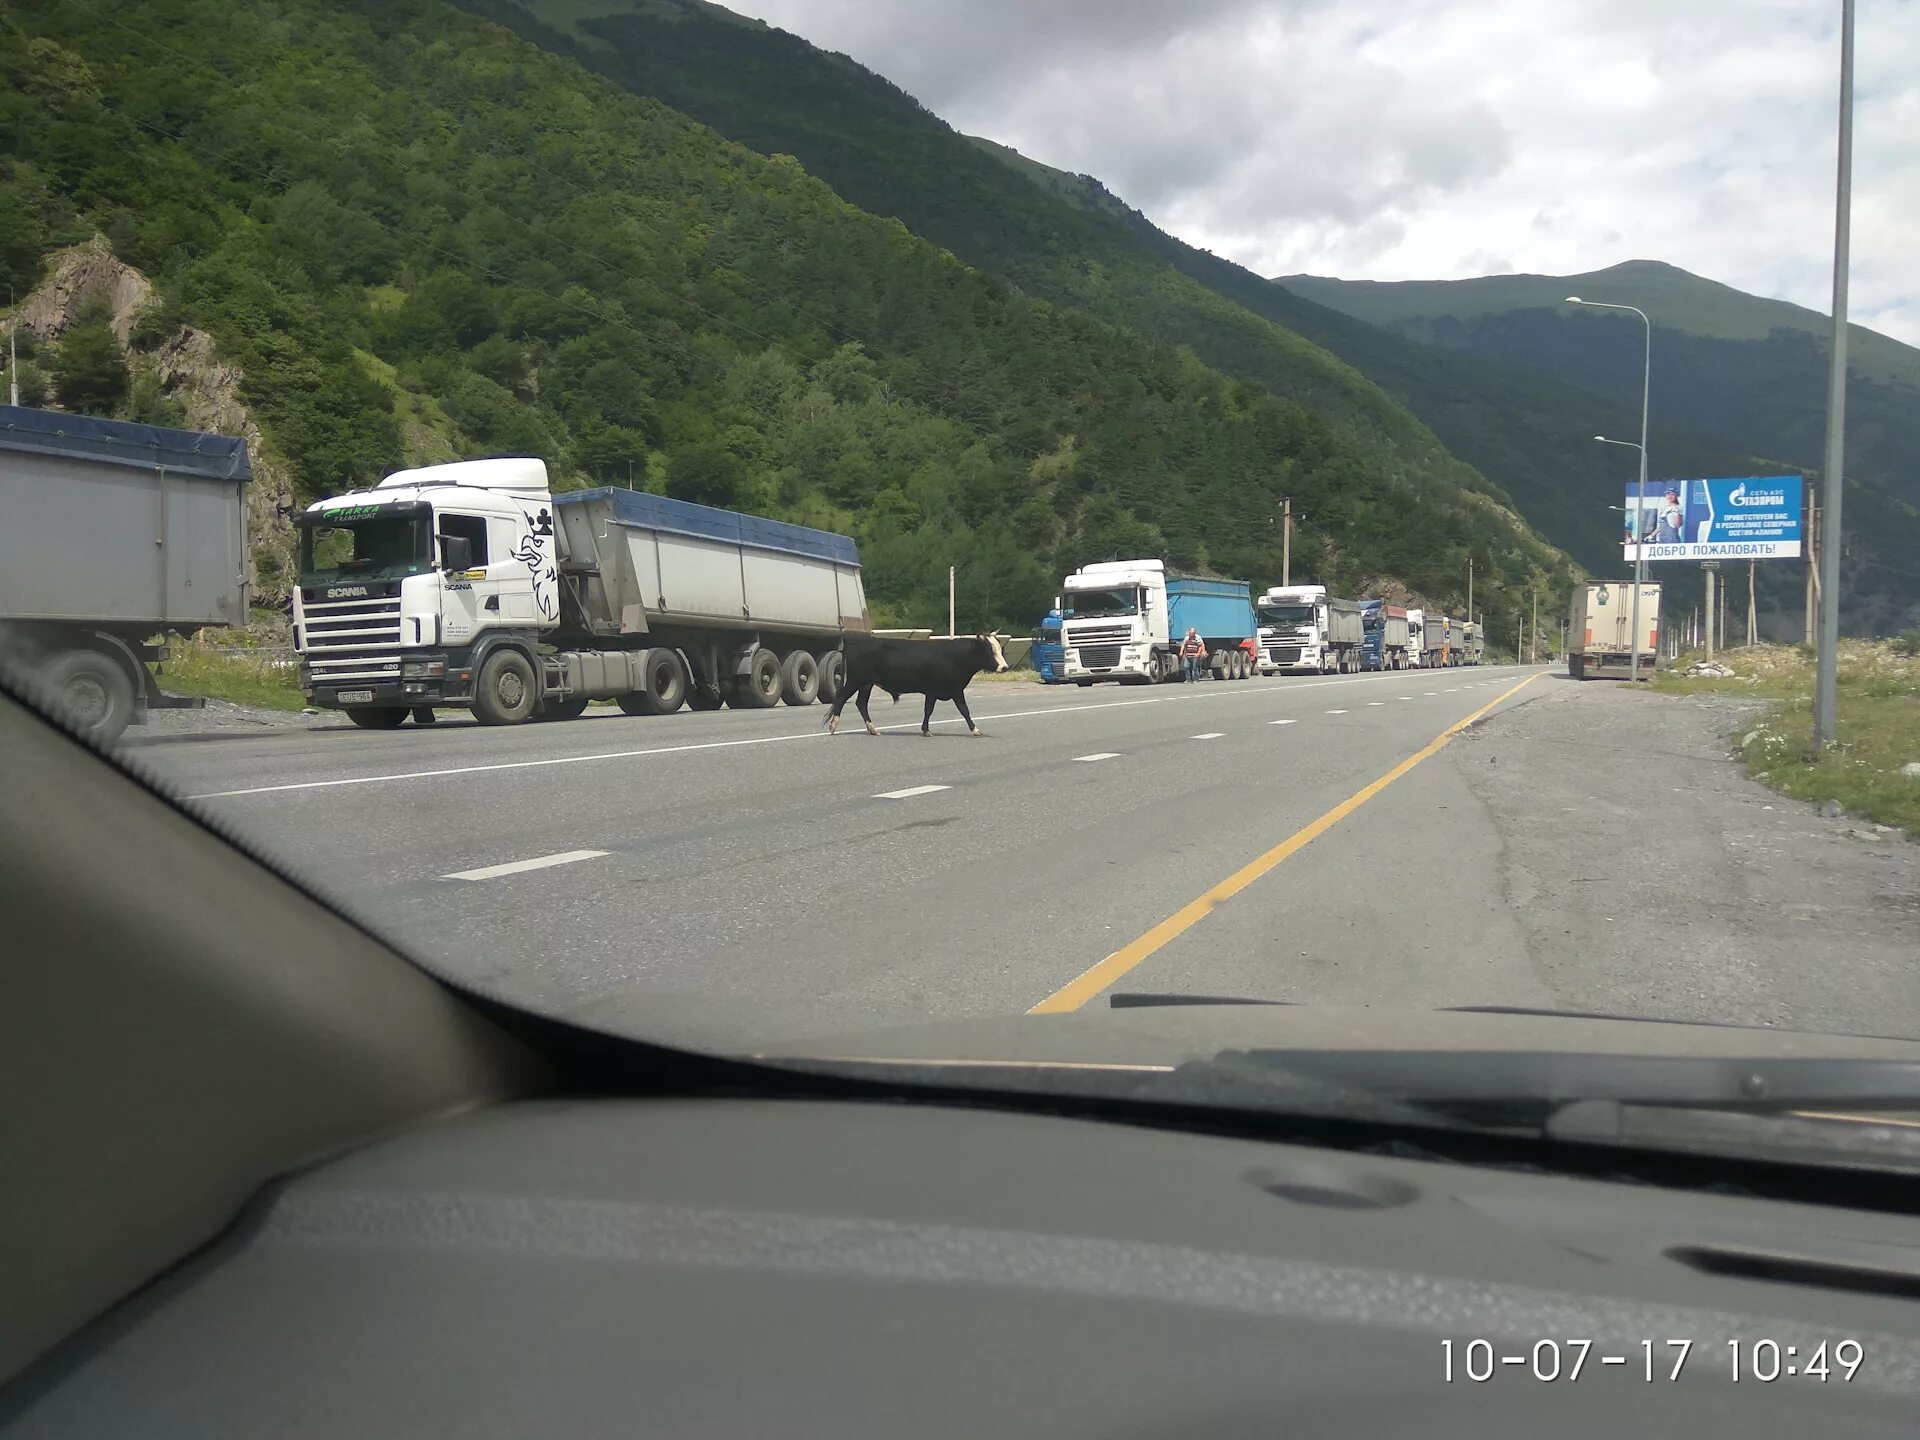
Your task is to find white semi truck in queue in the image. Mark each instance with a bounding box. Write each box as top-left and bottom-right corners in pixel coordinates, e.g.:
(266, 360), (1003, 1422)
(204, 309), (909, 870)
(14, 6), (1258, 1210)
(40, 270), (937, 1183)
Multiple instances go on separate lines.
(1058, 560), (1259, 684)
(293, 458), (870, 727)
(1256, 584), (1365, 674)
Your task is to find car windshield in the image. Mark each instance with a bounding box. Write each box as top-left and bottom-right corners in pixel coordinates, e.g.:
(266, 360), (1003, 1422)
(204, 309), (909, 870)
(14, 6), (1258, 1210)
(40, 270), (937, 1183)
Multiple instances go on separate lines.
(1068, 589), (1140, 619)
(3, 0), (1917, 1165)
(297, 510), (431, 584)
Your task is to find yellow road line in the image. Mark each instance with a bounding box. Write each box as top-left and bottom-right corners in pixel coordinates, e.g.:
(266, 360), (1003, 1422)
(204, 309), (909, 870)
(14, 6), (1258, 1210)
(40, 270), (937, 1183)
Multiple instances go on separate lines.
(1027, 671), (1542, 1014)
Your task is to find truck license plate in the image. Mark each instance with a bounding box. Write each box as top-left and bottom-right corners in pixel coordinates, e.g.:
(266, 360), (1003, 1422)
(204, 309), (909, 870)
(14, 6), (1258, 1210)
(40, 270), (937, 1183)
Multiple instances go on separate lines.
(338, 690), (374, 704)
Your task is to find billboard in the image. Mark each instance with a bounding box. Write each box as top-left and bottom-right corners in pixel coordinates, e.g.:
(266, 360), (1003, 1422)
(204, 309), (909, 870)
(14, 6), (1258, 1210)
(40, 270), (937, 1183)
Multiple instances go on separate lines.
(1622, 476), (1803, 561)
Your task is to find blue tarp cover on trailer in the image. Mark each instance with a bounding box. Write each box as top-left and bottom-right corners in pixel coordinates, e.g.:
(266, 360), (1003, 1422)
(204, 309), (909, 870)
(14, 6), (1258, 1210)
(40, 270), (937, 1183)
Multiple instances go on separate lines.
(0, 404), (252, 482)
(560, 486), (859, 567)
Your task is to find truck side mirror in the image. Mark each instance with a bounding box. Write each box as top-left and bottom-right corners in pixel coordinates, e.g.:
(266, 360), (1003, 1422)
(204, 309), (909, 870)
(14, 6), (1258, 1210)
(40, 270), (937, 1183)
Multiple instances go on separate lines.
(440, 534), (473, 572)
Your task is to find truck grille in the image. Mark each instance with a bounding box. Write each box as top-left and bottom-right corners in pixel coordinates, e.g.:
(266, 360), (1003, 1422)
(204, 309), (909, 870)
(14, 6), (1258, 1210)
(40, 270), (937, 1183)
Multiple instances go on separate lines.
(299, 596), (404, 684)
(1066, 623), (1132, 646)
(1267, 644), (1303, 665)
(1078, 645), (1124, 669)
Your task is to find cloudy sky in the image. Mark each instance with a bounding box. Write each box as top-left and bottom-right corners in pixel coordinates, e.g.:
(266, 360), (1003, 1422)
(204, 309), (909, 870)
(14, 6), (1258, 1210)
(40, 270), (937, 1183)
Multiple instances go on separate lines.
(724, 0), (1920, 345)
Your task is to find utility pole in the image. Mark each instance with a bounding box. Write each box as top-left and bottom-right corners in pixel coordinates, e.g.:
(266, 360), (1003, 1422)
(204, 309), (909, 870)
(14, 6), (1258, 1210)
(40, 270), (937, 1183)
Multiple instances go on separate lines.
(1281, 497), (1292, 587)
(1466, 555), (1473, 620)
(1530, 587), (1539, 664)
(6, 288), (16, 407)
(1814, 0), (1853, 753)
(1703, 565), (1716, 659)
(1804, 491), (1819, 646)
(1747, 560), (1757, 647)
(948, 565), (956, 638)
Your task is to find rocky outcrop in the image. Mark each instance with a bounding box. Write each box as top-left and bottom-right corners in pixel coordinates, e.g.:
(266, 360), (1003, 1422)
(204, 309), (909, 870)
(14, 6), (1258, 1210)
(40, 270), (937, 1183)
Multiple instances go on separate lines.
(9, 236), (151, 344)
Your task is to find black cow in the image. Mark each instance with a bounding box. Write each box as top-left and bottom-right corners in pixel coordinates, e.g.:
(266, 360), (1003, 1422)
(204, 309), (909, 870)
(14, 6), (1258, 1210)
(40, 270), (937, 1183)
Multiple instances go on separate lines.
(826, 632), (1010, 737)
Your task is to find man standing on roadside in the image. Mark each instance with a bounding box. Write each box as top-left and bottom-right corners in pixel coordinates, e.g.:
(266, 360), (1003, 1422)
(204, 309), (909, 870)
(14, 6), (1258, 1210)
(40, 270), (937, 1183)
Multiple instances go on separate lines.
(1180, 626), (1207, 682)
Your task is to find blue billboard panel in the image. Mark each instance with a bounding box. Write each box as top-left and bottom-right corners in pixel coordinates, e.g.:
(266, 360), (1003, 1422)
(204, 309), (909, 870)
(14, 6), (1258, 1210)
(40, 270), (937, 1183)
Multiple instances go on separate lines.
(1622, 476), (1803, 561)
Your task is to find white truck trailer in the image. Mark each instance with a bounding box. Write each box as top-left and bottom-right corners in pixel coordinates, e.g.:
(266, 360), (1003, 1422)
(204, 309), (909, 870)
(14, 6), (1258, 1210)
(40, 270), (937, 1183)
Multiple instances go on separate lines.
(294, 458), (869, 726)
(1257, 584), (1365, 674)
(0, 404), (250, 745)
(1568, 581), (1660, 680)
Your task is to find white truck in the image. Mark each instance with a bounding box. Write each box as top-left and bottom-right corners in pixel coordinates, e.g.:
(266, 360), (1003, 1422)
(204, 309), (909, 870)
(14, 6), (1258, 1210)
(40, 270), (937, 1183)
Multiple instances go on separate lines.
(0, 404), (250, 745)
(294, 458), (869, 726)
(1568, 581), (1660, 680)
(1406, 607), (1430, 668)
(1256, 584), (1365, 675)
(1059, 560), (1258, 684)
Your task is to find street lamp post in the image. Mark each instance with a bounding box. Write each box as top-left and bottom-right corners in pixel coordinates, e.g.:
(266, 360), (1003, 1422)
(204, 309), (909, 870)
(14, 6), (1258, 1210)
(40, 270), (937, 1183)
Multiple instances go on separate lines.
(1569, 297), (1653, 680)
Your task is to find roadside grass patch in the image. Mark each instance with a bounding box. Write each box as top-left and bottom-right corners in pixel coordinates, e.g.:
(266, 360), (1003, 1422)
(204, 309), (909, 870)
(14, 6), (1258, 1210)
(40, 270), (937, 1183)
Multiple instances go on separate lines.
(1653, 642), (1920, 836)
(151, 639), (305, 712)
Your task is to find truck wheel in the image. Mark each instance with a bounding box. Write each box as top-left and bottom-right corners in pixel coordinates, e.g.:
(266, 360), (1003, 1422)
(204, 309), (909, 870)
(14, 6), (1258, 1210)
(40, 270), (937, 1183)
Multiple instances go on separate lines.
(473, 649), (538, 726)
(538, 697), (589, 722)
(731, 647), (782, 709)
(817, 650), (846, 705)
(779, 649), (820, 706)
(43, 649), (137, 746)
(347, 708), (406, 729)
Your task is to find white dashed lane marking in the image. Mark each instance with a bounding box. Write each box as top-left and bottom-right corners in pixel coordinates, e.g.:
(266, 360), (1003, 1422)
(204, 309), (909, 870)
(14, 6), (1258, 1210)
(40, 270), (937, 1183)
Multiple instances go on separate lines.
(1074, 752), (1121, 763)
(874, 784), (952, 800)
(1367, 701), (1385, 707)
(1190, 732), (1225, 741)
(444, 850), (608, 882)
(1326, 709), (1348, 714)
(1269, 719), (1298, 726)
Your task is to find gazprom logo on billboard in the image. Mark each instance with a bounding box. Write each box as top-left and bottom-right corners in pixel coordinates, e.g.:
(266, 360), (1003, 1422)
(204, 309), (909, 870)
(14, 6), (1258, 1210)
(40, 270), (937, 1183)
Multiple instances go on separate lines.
(1622, 476), (1803, 561)
(1726, 481), (1787, 507)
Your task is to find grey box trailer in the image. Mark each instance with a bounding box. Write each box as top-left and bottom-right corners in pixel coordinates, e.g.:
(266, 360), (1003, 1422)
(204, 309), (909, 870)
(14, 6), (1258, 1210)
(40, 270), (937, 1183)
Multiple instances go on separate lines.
(0, 405), (250, 743)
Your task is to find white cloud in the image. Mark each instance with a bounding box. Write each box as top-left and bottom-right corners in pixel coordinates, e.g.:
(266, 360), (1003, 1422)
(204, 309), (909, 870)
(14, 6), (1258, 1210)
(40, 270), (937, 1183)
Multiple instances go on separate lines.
(726, 0), (1920, 345)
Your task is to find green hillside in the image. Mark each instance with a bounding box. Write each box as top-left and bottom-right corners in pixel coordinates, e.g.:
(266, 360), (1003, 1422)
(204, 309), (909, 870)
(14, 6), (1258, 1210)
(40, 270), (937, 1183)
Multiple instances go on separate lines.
(1279, 265), (1920, 633)
(1283, 262), (1920, 393)
(0, 0), (1572, 633)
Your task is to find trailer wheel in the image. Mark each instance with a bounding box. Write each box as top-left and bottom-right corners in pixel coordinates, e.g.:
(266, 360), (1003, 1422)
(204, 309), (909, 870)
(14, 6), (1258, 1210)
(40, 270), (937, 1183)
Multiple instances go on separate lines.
(779, 649), (820, 706)
(817, 650), (847, 705)
(473, 649), (538, 726)
(347, 708), (406, 729)
(42, 648), (137, 746)
(731, 647), (782, 709)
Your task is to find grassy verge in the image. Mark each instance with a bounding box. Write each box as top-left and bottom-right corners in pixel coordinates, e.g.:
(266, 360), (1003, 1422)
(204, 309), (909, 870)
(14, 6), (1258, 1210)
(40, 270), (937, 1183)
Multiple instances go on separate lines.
(1652, 641), (1920, 836)
(151, 641), (306, 712)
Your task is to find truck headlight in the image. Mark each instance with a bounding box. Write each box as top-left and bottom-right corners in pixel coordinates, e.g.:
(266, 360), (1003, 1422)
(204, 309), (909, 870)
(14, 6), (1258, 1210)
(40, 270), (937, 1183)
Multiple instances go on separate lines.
(402, 659), (447, 679)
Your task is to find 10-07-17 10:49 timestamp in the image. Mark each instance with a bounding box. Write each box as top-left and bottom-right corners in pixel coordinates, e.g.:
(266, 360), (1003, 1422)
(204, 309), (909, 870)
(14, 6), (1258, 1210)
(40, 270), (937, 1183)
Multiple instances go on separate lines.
(1443, 1338), (1864, 1383)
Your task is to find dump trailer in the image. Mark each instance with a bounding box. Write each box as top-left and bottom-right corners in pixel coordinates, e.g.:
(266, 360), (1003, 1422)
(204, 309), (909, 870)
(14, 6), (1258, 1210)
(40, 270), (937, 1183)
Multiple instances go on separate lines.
(1568, 581), (1660, 680)
(1059, 561), (1258, 684)
(1257, 585), (1366, 674)
(1360, 601), (1410, 671)
(0, 404), (250, 745)
(293, 459), (868, 726)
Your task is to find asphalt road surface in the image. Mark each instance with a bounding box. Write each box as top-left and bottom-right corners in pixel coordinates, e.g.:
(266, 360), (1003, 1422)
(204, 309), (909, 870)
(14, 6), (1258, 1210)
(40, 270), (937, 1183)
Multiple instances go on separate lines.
(120, 665), (1920, 1052)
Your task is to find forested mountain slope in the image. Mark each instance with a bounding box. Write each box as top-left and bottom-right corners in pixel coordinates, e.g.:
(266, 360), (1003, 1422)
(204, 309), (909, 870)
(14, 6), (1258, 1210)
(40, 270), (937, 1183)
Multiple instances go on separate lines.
(1, 0), (1572, 631)
(1285, 264), (1920, 632)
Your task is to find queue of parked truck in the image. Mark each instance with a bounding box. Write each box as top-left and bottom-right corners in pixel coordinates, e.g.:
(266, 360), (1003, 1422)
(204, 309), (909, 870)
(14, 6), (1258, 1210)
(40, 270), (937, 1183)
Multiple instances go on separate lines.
(1046, 567), (1483, 686)
(0, 409), (1493, 742)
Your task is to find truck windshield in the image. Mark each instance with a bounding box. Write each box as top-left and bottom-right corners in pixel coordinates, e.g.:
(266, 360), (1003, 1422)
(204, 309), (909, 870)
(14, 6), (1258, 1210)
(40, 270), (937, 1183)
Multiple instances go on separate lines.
(298, 509), (431, 584)
(1258, 604), (1314, 625)
(1070, 588), (1139, 619)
